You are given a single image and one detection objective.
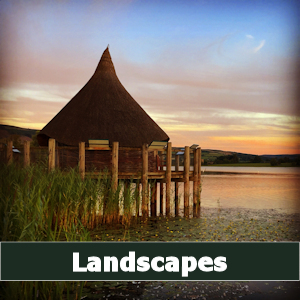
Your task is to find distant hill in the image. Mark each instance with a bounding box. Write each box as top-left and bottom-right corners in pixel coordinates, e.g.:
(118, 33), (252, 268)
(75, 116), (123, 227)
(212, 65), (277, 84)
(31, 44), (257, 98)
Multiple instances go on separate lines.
(172, 147), (299, 163)
(201, 149), (254, 162)
(0, 124), (38, 139)
(200, 149), (299, 164)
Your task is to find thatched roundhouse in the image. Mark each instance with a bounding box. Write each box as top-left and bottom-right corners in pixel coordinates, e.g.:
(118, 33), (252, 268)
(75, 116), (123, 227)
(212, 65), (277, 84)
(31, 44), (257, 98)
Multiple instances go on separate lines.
(37, 47), (169, 148)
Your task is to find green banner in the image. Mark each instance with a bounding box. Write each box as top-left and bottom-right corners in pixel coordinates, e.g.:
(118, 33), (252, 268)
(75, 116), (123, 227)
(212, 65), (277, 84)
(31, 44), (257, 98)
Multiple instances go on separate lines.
(0, 242), (299, 281)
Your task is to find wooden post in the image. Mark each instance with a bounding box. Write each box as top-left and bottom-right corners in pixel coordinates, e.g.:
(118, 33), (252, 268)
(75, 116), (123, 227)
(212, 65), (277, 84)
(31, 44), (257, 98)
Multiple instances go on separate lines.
(184, 146), (190, 218)
(48, 138), (55, 172)
(151, 150), (158, 217)
(193, 148), (199, 204)
(142, 144), (149, 218)
(166, 142), (172, 217)
(160, 181), (164, 216)
(79, 142), (85, 179)
(175, 154), (179, 217)
(198, 148), (201, 203)
(112, 142), (119, 222)
(193, 148), (199, 217)
(194, 148), (202, 218)
(111, 142), (119, 191)
(24, 140), (30, 167)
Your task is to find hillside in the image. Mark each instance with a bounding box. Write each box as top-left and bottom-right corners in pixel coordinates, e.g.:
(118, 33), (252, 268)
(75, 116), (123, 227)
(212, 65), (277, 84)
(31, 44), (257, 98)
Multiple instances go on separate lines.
(174, 148), (299, 165)
(202, 149), (300, 164)
(0, 124), (38, 139)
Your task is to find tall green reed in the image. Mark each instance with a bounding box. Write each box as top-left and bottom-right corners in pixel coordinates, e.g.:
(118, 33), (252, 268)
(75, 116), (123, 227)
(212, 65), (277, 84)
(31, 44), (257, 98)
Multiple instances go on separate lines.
(0, 162), (139, 299)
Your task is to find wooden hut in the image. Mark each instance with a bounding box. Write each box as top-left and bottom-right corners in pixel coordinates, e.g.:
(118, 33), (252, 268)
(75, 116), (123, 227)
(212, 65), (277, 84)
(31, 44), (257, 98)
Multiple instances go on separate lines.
(32, 47), (201, 218)
(37, 47), (169, 148)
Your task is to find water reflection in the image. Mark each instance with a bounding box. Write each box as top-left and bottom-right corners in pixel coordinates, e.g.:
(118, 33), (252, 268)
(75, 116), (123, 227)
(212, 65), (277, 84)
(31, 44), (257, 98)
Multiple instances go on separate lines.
(202, 166), (300, 175)
(157, 167), (300, 216)
(200, 174), (300, 213)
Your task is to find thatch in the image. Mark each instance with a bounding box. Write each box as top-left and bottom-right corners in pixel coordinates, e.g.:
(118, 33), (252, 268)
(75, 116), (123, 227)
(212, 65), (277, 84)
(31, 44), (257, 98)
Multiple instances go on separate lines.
(37, 47), (169, 148)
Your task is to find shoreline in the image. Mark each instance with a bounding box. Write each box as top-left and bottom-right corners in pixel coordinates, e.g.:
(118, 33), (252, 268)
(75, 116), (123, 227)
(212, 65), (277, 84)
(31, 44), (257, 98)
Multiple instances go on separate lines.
(197, 206), (300, 222)
(202, 170), (300, 176)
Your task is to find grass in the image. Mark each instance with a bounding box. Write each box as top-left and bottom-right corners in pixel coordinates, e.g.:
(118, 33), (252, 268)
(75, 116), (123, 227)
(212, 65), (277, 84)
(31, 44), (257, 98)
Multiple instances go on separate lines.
(0, 162), (136, 299)
(0, 162), (141, 242)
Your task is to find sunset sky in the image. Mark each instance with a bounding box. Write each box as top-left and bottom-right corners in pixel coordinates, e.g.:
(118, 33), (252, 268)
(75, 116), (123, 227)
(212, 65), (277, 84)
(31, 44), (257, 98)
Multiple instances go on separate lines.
(0, 0), (299, 155)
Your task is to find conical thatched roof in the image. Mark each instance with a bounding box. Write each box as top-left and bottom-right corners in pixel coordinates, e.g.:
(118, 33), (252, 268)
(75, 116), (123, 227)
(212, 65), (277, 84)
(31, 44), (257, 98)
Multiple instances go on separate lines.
(37, 47), (169, 147)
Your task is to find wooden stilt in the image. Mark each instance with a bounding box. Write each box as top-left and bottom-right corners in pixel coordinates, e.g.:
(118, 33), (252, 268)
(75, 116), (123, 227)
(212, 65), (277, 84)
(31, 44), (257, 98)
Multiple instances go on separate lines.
(184, 146), (190, 218)
(198, 147), (202, 204)
(193, 147), (199, 217)
(142, 144), (149, 218)
(48, 138), (55, 172)
(111, 142), (119, 191)
(111, 142), (119, 222)
(175, 154), (179, 217)
(152, 150), (158, 217)
(79, 142), (85, 179)
(166, 142), (172, 217)
(24, 140), (30, 167)
(160, 181), (164, 216)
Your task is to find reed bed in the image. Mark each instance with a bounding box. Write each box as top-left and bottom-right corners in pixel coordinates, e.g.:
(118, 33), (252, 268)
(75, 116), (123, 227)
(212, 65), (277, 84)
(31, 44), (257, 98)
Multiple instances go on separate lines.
(0, 162), (138, 299)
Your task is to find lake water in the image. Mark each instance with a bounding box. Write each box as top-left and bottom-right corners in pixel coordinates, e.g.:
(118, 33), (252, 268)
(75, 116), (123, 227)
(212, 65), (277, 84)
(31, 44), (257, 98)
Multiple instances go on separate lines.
(170, 167), (300, 214)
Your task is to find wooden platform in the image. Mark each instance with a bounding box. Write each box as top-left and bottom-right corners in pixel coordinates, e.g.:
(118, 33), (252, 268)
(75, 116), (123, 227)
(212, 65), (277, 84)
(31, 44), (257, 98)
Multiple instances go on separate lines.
(5, 139), (202, 218)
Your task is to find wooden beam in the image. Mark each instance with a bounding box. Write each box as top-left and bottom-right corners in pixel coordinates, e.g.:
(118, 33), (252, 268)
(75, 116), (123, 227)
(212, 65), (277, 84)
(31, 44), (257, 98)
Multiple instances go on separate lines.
(24, 140), (30, 167)
(48, 138), (55, 172)
(86, 146), (111, 151)
(7, 140), (13, 165)
(79, 142), (85, 179)
(184, 146), (190, 218)
(166, 142), (172, 217)
(175, 154), (179, 217)
(142, 143), (149, 218)
(111, 142), (119, 191)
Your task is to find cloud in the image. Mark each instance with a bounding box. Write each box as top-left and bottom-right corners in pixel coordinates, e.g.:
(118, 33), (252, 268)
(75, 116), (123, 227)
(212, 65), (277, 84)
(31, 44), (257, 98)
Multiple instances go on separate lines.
(253, 40), (265, 53)
(0, 97), (66, 129)
(246, 34), (254, 39)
